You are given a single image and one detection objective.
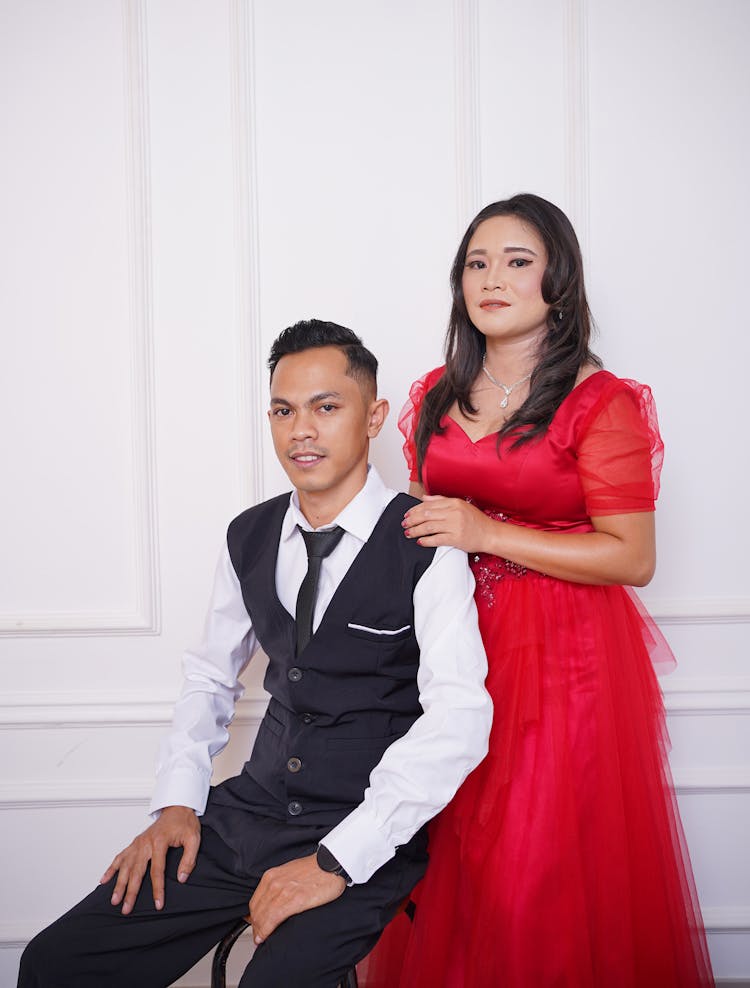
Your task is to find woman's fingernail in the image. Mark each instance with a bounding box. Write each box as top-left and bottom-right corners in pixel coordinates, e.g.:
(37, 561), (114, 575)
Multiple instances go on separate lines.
(155, 899), (162, 910)
(178, 872), (188, 883)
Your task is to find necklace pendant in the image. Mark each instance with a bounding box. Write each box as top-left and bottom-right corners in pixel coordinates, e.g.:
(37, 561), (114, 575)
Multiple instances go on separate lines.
(500, 396), (509, 409)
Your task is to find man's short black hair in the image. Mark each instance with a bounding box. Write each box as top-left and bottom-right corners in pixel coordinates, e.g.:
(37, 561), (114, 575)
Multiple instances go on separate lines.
(268, 319), (378, 396)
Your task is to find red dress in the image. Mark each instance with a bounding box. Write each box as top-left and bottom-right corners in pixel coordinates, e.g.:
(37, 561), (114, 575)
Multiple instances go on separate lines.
(361, 369), (713, 987)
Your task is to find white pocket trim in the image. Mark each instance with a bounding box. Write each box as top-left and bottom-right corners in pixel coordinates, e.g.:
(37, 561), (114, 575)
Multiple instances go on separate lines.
(347, 623), (412, 636)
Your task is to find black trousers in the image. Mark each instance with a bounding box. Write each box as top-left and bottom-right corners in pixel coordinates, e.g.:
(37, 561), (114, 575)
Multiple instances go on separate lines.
(18, 779), (427, 988)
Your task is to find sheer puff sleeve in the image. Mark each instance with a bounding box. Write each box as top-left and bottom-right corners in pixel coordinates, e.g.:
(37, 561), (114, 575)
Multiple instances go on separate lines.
(398, 365), (445, 482)
(577, 378), (665, 516)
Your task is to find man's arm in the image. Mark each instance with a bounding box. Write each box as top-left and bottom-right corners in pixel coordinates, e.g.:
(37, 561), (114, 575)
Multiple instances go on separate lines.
(150, 546), (258, 815)
(248, 545), (491, 942)
(102, 545), (257, 913)
(320, 545), (491, 877)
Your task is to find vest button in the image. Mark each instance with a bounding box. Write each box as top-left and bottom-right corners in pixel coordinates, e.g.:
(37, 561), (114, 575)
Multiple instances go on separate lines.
(288, 800), (303, 816)
(302, 713), (315, 724)
(288, 667), (303, 683)
(287, 756), (302, 773)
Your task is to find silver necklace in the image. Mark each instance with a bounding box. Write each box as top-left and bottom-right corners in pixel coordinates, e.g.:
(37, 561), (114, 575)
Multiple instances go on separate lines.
(481, 355), (532, 409)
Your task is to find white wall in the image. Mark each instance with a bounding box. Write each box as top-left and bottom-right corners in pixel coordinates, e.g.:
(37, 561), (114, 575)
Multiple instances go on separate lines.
(1, 1), (748, 984)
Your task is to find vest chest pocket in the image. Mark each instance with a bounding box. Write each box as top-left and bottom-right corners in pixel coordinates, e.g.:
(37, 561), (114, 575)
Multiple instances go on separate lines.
(346, 622), (412, 642)
(343, 622), (418, 679)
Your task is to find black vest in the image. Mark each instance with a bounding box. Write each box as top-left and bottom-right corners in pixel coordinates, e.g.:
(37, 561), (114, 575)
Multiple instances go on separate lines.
(226, 492), (435, 826)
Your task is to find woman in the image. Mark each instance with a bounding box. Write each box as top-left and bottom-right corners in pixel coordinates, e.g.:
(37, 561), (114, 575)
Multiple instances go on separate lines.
(366, 194), (713, 986)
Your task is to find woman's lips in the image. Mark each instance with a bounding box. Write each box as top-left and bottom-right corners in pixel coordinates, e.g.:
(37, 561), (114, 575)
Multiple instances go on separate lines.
(479, 300), (510, 310)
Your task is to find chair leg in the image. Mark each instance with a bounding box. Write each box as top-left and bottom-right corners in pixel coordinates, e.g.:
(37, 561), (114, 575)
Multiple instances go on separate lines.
(211, 917), (358, 988)
(211, 919), (250, 988)
(338, 968), (359, 988)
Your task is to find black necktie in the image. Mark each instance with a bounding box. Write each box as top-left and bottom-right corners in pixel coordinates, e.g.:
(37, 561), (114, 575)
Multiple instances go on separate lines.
(295, 525), (345, 655)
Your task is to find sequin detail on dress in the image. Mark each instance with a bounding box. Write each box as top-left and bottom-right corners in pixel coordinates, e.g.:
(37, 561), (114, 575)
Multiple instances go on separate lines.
(466, 505), (544, 606)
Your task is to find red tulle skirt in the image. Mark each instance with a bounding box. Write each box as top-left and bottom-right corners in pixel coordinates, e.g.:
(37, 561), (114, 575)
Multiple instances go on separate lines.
(360, 565), (714, 987)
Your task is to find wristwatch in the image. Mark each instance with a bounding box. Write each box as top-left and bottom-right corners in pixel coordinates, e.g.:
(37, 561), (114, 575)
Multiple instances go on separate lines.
(316, 843), (352, 884)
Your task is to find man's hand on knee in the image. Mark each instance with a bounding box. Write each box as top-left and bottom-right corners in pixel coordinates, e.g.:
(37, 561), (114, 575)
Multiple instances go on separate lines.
(247, 853), (346, 945)
(99, 805), (201, 915)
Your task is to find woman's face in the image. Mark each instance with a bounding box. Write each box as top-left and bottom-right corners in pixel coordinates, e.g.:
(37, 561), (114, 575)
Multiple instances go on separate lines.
(461, 214), (550, 345)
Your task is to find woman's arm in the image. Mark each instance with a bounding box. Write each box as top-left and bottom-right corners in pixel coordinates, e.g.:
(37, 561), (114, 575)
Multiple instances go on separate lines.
(405, 377), (661, 587)
(402, 498), (656, 587)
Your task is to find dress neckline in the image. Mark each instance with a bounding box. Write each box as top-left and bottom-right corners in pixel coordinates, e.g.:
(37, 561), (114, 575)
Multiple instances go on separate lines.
(442, 369), (612, 446)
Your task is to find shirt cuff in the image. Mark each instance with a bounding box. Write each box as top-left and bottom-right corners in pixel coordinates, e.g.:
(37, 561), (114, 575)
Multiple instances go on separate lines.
(149, 766), (211, 820)
(319, 803), (396, 884)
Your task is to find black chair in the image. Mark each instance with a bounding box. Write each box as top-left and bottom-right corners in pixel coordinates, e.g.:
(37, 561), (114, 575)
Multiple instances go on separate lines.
(210, 919), (358, 988)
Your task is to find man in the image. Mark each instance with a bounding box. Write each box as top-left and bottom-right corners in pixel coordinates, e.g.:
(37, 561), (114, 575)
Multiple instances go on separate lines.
(19, 320), (491, 987)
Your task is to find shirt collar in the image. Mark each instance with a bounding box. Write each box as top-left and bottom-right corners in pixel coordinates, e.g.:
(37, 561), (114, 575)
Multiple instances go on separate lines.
(281, 465), (394, 545)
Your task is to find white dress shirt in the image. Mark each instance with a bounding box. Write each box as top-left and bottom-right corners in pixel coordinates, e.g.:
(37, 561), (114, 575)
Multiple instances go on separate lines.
(150, 466), (492, 884)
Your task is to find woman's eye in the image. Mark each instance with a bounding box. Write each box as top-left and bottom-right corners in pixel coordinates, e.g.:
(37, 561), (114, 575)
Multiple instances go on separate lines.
(509, 258), (530, 268)
(466, 260), (486, 270)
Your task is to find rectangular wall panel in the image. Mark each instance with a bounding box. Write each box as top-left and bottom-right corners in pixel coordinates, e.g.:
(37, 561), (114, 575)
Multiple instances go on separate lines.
(586, 0), (750, 608)
(251, 0), (461, 494)
(0, 0), (158, 634)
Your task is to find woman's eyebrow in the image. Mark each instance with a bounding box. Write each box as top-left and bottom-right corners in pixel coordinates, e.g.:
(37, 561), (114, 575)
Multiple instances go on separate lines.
(466, 246), (538, 257)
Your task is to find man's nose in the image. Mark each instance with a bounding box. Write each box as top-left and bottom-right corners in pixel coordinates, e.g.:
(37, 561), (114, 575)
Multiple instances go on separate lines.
(291, 411), (317, 440)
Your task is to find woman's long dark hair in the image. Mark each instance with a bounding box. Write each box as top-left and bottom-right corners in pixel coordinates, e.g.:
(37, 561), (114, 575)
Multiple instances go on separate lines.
(415, 193), (601, 477)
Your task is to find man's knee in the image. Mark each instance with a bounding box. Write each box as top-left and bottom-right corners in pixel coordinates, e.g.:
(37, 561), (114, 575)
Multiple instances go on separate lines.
(18, 925), (61, 987)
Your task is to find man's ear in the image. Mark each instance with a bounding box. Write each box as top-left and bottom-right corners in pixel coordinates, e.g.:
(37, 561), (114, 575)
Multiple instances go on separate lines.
(367, 398), (389, 439)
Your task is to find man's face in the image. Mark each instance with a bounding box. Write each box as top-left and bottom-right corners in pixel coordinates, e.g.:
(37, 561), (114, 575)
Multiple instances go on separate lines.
(268, 346), (387, 517)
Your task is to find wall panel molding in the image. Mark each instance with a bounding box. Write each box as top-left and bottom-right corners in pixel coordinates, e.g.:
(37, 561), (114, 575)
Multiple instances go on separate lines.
(563, 0), (590, 250)
(644, 596), (750, 625)
(0, 690), (268, 730)
(453, 0), (481, 231)
(702, 907), (750, 935)
(2, 676), (748, 729)
(0, 0), (160, 638)
(2, 763), (746, 810)
(663, 677), (750, 716)
(230, 0), (264, 509)
(672, 767), (750, 796)
(121, 0), (160, 635)
(0, 778), (152, 810)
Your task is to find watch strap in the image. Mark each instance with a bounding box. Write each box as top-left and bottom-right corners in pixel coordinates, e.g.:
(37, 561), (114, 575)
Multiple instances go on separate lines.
(316, 843), (352, 884)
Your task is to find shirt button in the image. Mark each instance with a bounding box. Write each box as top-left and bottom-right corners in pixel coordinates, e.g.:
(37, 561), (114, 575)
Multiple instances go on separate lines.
(288, 667), (303, 683)
(288, 800), (303, 816)
(302, 713), (315, 724)
(287, 756), (302, 773)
